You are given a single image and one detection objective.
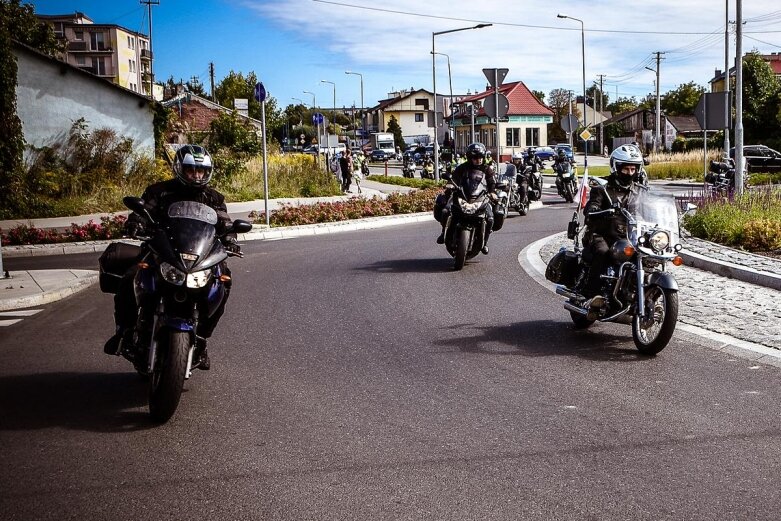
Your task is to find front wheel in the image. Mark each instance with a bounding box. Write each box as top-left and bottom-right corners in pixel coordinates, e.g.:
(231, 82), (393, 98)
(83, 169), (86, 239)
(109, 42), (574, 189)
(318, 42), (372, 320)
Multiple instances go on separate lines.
(563, 181), (575, 203)
(454, 228), (470, 271)
(518, 198), (529, 216)
(632, 287), (678, 355)
(148, 330), (190, 423)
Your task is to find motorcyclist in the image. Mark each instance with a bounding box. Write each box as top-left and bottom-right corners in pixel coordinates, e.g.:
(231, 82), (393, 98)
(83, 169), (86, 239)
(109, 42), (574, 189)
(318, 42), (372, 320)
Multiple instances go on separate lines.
(103, 144), (239, 370)
(553, 149), (575, 194)
(581, 144), (645, 314)
(511, 152), (529, 204)
(435, 142), (496, 253)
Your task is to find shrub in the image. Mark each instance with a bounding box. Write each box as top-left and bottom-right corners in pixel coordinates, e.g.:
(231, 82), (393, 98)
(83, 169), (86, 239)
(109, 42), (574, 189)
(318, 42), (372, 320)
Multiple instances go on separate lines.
(1, 214), (127, 246)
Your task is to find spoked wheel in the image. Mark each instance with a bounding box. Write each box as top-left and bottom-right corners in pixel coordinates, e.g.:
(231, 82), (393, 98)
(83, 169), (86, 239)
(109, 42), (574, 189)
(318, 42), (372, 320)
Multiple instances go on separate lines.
(148, 330), (190, 423)
(453, 228), (469, 271)
(632, 287), (679, 355)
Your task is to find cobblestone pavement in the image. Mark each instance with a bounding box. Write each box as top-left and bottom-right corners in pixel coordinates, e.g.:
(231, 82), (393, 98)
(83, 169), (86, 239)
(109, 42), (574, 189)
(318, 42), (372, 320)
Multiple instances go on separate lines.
(682, 235), (781, 276)
(539, 233), (781, 350)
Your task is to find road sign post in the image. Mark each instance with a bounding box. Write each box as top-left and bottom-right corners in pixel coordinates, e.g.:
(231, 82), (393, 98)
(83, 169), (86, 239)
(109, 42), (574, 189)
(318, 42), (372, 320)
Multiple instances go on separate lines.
(255, 82), (270, 226)
(483, 68), (509, 161)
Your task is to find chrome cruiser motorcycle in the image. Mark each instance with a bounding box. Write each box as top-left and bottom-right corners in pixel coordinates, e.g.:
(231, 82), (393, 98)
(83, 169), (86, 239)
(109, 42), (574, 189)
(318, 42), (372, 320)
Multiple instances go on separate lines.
(102, 197), (252, 422)
(441, 169), (493, 270)
(545, 182), (685, 355)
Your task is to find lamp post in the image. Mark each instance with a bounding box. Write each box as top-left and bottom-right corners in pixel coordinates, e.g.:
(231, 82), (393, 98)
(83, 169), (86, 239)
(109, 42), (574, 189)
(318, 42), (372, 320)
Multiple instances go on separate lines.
(432, 51), (454, 150)
(433, 23), (492, 180)
(345, 71), (364, 147)
(304, 90), (320, 161)
(557, 14), (587, 168)
(320, 80), (336, 158)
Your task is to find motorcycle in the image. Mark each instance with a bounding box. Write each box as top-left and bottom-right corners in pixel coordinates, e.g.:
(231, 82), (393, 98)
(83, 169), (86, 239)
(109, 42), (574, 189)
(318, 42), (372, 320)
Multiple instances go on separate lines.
(102, 197), (252, 422)
(441, 169), (493, 270)
(554, 161), (578, 203)
(421, 161), (435, 180)
(502, 163), (529, 216)
(545, 182), (685, 355)
(705, 158), (746, 196)
(402, 158), (416, 178)
(524, 161), (543, 201)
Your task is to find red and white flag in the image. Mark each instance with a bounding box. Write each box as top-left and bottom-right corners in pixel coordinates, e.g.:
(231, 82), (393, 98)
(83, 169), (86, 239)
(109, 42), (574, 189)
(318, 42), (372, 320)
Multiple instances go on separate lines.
(577, 167), (590, 211)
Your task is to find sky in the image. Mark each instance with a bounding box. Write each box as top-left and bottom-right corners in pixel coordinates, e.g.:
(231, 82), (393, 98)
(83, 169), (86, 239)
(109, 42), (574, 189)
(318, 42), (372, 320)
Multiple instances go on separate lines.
(31, 0), (781, 112)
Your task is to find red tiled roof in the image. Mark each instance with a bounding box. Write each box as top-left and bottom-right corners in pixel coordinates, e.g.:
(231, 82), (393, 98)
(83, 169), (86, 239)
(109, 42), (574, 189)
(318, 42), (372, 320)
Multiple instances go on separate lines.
(457, 81), (553, 117)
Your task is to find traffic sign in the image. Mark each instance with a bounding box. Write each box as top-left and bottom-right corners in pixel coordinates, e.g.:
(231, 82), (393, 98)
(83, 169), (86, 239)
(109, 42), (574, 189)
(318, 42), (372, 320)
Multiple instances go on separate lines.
(312, 112), (324, 125)
(483, 93), (509, 119)
(254, 82), (266, 102)
(483, 68), (509, 88)
(694, 91), (730, 130)
(579, 129), (592, 141)
(561, 114), (579, 133)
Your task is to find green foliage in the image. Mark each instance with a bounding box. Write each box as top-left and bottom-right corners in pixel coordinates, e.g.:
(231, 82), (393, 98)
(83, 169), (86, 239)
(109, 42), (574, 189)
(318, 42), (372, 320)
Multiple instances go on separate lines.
(209, 111), (262, 154)
(366, 175), (444, 189)
(1, 214), (128, 246)
(683, 189), (781, 252)
(670, 134), (723, 153)
(532, 90), (545, 103)
(251, 187), (440, 226)
(386, 115), (404, 149)
(151, 102), (171, 154)
(606, 96), (639, 115)
(741, 51), (781, 143)
(661, 82), (706, 116)
(547, 88), (577, 143)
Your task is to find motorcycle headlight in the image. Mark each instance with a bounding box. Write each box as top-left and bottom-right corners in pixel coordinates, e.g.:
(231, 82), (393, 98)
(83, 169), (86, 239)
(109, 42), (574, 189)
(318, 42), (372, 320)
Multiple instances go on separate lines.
(458, 197), (480, 214)
(186, 269), (212, 289)
(648, 231), (670, 252)
(160, 262), (185, 286)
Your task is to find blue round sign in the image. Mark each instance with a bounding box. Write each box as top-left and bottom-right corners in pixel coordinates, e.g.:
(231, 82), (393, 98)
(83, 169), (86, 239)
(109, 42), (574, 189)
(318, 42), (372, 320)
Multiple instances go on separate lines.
(254, 82), (266, 102)
(312, 112), (324, 125)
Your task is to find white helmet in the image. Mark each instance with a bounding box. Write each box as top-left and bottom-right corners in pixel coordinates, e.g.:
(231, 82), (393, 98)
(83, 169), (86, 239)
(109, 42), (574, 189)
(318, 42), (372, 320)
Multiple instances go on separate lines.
(173, 144), (213, 188)
(609, 144), (644, 189)
(512, 152), (524, 163)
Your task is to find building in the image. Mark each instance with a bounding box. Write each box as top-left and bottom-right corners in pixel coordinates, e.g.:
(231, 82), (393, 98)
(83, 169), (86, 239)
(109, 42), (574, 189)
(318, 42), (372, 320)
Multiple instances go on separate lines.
(450, 81), (554, 161)
(368, 88), (436, 145)
(710, 52), (781, 92)
(162, 90), (263, 144)
(36, 12), (158, 98)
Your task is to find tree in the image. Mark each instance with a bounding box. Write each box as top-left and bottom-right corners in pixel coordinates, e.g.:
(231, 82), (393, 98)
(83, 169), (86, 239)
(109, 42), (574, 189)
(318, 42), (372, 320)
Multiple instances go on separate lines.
(741, 50), (781, 142)
(185, 78), (207, 97)
(214, 70), (284, 146)
(661, 81), (705, 116)
(0, 0), (62, 217)
(547, 88), (581, 143)
(586, 85), (609, 112)
(606, 96), (639, 116)
(532, 90), (545, 103)
(386, 115), (403, 149)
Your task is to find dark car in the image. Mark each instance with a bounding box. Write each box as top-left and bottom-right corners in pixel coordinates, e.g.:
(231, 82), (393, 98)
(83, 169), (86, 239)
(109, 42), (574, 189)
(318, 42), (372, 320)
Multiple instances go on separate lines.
(523, 146), (556, 161)
(729, 145), (781, 173)
(553, 144), (574, 161)
(370, 149), (389, 162)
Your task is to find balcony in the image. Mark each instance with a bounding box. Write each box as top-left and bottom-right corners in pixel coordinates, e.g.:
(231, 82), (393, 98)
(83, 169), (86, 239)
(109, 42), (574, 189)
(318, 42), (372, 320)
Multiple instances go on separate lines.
(140, 49), (153, 60)
(68, 41), (88, 51)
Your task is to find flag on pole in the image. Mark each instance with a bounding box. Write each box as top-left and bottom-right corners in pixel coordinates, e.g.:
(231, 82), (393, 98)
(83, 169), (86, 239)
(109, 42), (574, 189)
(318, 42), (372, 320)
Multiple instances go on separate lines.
(577, 167), (590, 211)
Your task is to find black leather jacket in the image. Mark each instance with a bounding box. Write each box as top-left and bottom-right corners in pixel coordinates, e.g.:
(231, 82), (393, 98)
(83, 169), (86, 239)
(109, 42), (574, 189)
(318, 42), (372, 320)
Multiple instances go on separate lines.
(451, 161), (496, 193)
(126, 179), (235, 240)
(584, 175), (633, 243)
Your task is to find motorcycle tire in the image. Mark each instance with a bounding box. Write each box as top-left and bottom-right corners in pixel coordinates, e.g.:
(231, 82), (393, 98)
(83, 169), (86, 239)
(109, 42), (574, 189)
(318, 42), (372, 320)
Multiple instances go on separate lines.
(632, 287), (679, 355)
(454, 228), (469, 271)
(564, 182), (575, 203)
(518, 199), (529, 216)
(148, 330), (190, 423)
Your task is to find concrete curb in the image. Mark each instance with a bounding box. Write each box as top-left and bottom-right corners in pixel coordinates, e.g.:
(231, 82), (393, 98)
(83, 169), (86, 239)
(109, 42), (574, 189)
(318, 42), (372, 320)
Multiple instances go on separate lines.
(0, 270), (99, 311)
(679, 248), (781, 291)
(2, 212), (437, 258)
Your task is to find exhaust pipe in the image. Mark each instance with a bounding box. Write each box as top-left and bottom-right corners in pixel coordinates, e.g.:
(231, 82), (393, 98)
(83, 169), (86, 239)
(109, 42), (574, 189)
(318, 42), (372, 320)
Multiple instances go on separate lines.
(563, 301), (588, 316)
(556, 286), (582, 300)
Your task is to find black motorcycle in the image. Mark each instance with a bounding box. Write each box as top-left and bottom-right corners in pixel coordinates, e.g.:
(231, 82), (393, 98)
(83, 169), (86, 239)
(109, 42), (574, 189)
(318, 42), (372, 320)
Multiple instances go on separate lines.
(101, 197), (252, 422)
(554, 161), (578, 203)
(706, 158), (746, 196)
(524, 161), (543, 201)
(402, 157), (416, 178)
(441, 170), (493, 270)
(502, 163), (529, 216)
(546, 183), (684, 355)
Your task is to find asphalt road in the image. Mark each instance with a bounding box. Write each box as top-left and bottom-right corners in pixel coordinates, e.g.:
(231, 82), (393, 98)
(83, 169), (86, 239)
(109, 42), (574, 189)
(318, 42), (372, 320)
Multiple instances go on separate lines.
(2, 201), (781, 519)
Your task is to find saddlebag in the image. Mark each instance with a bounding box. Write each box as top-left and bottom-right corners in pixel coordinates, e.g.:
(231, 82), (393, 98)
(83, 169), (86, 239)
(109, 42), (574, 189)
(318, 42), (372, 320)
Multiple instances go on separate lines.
(99, 242), (142, 294)
(545, 249), (579, 287)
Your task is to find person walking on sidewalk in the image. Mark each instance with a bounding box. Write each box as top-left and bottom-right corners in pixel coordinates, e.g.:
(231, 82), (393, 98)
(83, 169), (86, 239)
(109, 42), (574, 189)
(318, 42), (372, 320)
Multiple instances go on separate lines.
(103, 145), (240, 370)
(339, 148), (353, 193)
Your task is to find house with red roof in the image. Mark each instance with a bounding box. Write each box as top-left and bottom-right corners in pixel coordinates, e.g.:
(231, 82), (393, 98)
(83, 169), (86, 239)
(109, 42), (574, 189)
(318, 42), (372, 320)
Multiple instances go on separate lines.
(450, 81), (554, 161)
(710, 52), (781, 92)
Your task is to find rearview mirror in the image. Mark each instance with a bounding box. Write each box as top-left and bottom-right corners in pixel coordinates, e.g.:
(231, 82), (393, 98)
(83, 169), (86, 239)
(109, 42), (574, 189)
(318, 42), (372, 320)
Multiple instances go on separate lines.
(231, 219), (253, 234)
(123, 196), (156, 225)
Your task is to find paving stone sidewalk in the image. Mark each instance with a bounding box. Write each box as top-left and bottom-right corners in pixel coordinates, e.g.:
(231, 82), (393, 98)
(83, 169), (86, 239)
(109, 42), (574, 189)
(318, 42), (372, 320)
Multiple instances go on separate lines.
(539, 232), (781, 350)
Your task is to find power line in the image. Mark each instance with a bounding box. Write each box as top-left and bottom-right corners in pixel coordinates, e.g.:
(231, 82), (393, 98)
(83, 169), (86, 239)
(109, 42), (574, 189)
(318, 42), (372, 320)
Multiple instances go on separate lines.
(744, 34), (781, 49)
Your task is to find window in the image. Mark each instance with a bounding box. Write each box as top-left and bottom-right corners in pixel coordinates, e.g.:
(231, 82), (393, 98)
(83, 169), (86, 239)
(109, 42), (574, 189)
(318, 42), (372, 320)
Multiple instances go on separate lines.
(92, 57), (106, 75)
(506, 128), (521, 147)
(90, 32), (106, 51)
(76, 56), (85, 66)
(415, 113), (424, 122)
(74, 30), (83, 41)
(414, 98), (429, 110)
(526, 128), (540, 147)
(53, 22), (64, 37)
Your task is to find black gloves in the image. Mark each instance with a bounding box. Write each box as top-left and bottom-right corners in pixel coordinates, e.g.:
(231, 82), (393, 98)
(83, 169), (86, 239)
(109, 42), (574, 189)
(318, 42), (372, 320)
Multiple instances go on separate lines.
(223, 237), (241, 254)
(126, 222), (144, 239)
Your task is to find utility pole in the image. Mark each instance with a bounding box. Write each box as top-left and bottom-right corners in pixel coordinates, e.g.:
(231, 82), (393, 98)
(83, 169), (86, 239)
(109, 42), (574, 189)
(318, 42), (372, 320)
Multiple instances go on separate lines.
(596, 74), (606, 154)
(653, 51), (665, 152)
(209, 62), (215, 102)
(723, 0), (731, 155)
(140, 0), (159, 99)
(735, 0), (744, 194)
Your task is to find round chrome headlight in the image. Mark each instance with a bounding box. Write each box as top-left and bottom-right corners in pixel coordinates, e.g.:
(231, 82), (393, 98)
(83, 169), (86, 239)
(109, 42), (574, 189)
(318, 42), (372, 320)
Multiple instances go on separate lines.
(648, 231), (670, 252)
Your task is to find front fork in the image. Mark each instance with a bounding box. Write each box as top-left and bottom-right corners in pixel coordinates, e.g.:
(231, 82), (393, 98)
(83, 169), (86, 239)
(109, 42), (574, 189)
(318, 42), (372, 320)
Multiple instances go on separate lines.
(635, 257), (646, 319)
(147, 298), (199, 378)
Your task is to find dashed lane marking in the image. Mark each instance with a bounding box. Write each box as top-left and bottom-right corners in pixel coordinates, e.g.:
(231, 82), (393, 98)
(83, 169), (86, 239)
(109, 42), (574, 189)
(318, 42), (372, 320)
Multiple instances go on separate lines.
(0, 309), (43, 327)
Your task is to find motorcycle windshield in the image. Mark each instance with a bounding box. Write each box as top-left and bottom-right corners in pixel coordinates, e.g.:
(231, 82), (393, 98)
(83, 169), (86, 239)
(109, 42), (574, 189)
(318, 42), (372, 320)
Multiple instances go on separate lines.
(164, 201), (219, 270)
(462, 170), (487, 198)
(627, 186), (680, 246)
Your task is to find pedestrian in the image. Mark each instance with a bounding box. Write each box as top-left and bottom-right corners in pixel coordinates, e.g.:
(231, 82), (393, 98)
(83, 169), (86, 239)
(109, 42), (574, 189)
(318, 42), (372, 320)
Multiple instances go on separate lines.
(603, 145), (609, 157)
(340, 148), (353, 193)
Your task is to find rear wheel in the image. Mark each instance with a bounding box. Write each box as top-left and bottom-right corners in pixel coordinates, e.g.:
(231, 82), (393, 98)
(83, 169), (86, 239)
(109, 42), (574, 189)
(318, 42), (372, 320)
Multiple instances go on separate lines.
(454, 228), (469, 271)
(632, 287), (678, 355)
(148, 330), (190, 423)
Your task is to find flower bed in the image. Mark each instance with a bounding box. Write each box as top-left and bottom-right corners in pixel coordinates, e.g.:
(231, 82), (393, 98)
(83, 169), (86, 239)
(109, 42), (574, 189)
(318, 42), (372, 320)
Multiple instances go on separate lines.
(1, 215), (127, 246)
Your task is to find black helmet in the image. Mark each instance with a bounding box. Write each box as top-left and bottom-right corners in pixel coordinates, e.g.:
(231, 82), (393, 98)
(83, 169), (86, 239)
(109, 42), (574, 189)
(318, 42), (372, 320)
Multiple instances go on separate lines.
(173, 144), (213, 188)
(465, 143), (487, 160)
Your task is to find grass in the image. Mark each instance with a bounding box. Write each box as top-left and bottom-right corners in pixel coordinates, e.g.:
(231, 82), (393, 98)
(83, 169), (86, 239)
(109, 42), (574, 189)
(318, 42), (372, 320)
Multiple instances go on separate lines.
(683, 188), (781, 252)
(366, 175), (444, 189)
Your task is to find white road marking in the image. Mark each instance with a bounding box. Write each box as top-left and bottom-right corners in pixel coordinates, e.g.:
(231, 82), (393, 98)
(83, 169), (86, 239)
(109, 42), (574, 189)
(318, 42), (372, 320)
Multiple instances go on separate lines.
(0, 309), (42, 317)
(0, 319), (23, 327)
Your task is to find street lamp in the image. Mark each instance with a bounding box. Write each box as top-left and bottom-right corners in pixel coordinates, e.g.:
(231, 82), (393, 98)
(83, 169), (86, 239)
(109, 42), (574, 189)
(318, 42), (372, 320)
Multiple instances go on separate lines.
(433, 23), (492, 180)
(303, 90), (320, 160)
(345, 71), (364, 147)
(432, 51), (454, 150)
(557, 13), (587, 168)
(320, 79), (336, 134)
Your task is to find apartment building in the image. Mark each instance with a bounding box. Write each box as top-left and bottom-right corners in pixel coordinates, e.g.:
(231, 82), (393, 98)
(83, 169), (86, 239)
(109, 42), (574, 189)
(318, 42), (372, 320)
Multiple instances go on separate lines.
(37, 12), (154, 97)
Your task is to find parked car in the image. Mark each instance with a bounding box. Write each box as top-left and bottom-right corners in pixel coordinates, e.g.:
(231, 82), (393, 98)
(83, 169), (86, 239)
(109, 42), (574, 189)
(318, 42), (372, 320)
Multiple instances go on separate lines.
(531, 146), (556, 161)
(370, 149), (389, 162)
(553, 144), (574, 161)
(729, 145), (781, 173)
